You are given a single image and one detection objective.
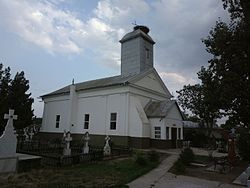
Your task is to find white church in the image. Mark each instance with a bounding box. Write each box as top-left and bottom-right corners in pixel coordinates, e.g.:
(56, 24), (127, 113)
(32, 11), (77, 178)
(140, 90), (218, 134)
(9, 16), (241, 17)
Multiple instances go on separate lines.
(40, 26), (184, 149)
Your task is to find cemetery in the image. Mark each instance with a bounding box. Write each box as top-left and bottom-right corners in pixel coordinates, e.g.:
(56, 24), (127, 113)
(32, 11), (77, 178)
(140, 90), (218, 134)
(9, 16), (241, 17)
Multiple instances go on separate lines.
(0, 109), (163, 187)
(0, 109), (249, 188)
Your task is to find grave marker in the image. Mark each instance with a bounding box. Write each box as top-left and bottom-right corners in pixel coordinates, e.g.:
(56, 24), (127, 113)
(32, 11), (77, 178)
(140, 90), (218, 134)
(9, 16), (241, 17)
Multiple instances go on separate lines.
(103, 135), (111, 156)
(0, 109), (18, 173)
(82, 132), (90, 154)
(63, 131), (72, 156)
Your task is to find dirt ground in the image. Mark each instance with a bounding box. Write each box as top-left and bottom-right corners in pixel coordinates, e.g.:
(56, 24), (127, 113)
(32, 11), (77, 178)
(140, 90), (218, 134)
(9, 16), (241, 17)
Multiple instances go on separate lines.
(183, 160), (249, 183)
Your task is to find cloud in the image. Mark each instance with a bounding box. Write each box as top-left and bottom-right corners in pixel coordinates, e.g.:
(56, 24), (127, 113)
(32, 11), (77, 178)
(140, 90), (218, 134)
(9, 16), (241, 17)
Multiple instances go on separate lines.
(0, 0), (229, 92)
(0, 0), (84, 54)
(0, 0), (124, 67)
(159, 71), (197, 94)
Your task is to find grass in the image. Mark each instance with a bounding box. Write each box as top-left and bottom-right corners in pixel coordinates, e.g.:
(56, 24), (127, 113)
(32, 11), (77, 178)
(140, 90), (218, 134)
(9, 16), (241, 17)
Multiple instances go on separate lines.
(193, 155), (211, 164)
(0, 157), (160, 188)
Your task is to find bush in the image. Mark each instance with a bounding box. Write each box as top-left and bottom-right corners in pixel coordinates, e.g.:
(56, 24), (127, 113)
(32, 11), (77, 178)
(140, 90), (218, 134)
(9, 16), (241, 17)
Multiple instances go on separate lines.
(173, 159), (185, 174)
(184, 130), (208, 147)
(147, 150), (160, 162)
(135, 151), (147, 165)
(237, 130), (250, 160)
(179, 148), (194, 165)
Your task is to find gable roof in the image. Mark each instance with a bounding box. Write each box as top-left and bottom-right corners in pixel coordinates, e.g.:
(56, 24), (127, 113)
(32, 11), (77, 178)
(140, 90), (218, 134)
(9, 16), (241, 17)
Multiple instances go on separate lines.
(144, 100), (184, 119)
(129, 68), (172, 97)
(41, 68), (171, 99)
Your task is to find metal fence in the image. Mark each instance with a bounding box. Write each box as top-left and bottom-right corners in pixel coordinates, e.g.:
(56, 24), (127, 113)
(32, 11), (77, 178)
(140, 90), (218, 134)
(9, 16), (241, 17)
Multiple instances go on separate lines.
(17, 139), (132, 167)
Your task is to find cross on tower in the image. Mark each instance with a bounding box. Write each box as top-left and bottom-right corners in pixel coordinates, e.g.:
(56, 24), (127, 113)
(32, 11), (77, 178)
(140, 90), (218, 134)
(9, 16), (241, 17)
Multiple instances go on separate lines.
(132, 20), (137, 26)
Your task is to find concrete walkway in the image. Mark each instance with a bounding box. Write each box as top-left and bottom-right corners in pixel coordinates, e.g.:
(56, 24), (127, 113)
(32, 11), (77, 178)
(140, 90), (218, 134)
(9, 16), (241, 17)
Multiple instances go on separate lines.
(128, 149), (241, 188)
(128, 154), (179, 188)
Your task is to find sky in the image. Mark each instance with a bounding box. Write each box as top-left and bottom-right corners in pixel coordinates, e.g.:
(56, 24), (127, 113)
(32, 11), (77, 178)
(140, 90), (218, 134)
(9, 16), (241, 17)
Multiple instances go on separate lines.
(0, 0), (229, 118)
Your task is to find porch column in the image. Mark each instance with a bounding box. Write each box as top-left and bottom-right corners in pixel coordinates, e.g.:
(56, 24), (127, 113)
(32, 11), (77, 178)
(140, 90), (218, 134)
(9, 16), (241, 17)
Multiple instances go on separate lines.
(169, 127), (172, 140)
(181, 127), (183, 140)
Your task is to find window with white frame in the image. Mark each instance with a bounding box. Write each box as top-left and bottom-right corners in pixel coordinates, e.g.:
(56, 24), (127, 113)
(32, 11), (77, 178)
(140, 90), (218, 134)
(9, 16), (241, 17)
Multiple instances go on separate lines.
(55, 115), (60, 128)
(154, 127), (161, 139)
(110, 113), (117, 130)
(84, 114), (89, 129)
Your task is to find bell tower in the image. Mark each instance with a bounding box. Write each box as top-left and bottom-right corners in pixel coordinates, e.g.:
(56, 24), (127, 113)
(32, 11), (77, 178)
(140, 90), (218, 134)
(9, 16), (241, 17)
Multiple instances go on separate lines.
(120, 26), (155, 77)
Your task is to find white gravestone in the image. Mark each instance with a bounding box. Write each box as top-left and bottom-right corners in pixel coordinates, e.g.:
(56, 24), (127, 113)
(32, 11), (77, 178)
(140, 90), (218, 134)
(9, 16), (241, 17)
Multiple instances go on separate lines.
(29, 129), (34, 141)
(23, 127), (30, 141)
(103, 135), (111, 156)
(0, 109), (18, 173)
(63, 131), (72, 156)
(83, 132), (90, 154)
(240, 171), (248, 185)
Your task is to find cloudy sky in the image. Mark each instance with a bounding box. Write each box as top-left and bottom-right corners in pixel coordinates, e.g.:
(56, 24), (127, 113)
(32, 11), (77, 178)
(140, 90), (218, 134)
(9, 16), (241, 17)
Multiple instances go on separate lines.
(0, 0), (229, 117)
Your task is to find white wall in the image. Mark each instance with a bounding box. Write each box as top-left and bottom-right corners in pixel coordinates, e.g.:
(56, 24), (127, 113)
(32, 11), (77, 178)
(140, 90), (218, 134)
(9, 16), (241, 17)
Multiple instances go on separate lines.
(41, 95), (70, 133)
(149, 118), (164, 139)
(41, 78), (178, 140)
(165, 104), (183, 140)
(148, 104), (183, 140)
(128, 95), (150, 138)
(71, 93), (127, 136)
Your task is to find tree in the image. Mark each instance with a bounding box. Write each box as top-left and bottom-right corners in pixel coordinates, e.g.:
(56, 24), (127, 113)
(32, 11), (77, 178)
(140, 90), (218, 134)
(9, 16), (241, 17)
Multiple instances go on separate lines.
(0, 63), (11, 134)
(203, 0), (250, 127)
(0, 64), (34, 134)
(177, 67), (221, 135)
(178, 0), (250, 129)
(9, 71), (34, 130)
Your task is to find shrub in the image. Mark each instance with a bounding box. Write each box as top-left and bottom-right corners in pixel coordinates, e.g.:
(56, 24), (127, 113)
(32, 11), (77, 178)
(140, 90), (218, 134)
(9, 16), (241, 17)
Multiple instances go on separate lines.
(237, 130), (250, 160)
(135, 151), (147, 165)
(184, 130), (208, 147)
(173, 159), (185, 174)
(179, 148), (194, 165)
(147, 150), (160, 162)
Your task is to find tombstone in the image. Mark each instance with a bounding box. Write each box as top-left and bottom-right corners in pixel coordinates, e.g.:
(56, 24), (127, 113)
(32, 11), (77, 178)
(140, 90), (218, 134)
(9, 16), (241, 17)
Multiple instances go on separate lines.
(82, 132), (90, 154)
(239, 171), (248, 185)
(0, 109), (18, 173)
(63, 131), (72, 156)
(183, 140), (190, 148)
(246, 166), (250, 176)
(23, 127), (30, 141)
(103, 135), (111, 156)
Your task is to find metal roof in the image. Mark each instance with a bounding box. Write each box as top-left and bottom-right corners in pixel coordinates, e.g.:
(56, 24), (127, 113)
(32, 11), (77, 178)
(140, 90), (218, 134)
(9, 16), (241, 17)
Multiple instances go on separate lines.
(144, 100), (176, 117)
(41, 68), (157, 98)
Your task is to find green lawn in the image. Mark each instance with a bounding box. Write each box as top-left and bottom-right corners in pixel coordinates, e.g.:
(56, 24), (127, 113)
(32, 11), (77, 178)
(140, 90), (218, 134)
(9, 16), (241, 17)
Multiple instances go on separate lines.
(0, 157), (160, 188)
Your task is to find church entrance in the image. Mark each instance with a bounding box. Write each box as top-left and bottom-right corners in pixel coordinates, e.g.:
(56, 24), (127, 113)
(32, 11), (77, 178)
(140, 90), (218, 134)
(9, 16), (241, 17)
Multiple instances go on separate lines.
(171, 128), (177, 148)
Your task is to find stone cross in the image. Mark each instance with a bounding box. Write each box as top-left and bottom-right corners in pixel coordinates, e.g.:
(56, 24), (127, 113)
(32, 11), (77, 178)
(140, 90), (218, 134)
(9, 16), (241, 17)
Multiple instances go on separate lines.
(0, 109), (18, 157)
(63, 131), (72, 156)
(103, 135), (111, 156)
(82, 132), (90, 154)
(4, 109), (18, 122)
(29, 129), (34, 141)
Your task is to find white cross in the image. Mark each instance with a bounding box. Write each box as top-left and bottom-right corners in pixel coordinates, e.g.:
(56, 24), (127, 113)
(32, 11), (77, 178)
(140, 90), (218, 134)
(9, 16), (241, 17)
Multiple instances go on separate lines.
(4, 109), (18, 121)
(29, 129), (34, 140)
(65, 131), (72, 149)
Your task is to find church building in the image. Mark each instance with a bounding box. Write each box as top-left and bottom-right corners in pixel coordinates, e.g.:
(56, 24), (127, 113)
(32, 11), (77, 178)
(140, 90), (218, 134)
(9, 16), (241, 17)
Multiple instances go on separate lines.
(40, 26), (184, 149)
